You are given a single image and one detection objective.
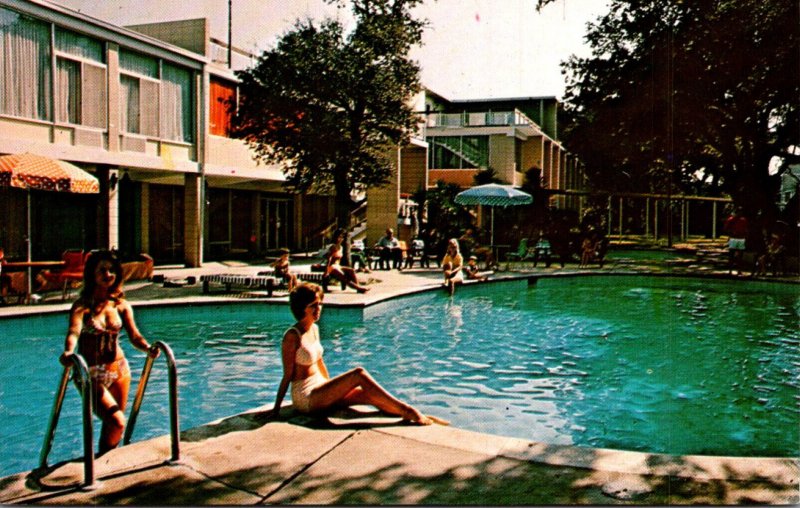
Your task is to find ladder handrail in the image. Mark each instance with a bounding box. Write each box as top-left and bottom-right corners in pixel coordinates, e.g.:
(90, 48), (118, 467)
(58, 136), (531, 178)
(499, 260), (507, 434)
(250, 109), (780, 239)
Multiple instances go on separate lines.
(38, 353), (95, 488)
(123, 341), (180, 462)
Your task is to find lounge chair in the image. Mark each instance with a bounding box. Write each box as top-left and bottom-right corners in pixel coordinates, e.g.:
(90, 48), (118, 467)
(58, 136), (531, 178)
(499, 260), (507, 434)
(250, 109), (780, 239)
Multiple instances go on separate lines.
(201, 273), (279, 296)
(505, 238), (529, 262)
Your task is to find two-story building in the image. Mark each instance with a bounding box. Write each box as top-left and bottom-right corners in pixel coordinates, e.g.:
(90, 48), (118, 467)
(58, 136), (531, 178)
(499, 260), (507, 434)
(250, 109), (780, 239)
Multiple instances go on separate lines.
(0, 0), (336, 267)
(0, 0), (585, 269)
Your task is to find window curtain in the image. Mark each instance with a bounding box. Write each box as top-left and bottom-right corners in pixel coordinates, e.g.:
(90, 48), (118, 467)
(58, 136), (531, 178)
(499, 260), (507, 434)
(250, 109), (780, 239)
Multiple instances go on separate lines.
(140, 79), (159, 137)
(0, 8), (51, 120)
(161, 63), (193, 142)
(209, 78), (235, 136)
(81, 63), (106, 128)
(120, 74), (140, 133)
(55, 58), (80, 124)
(55, 27), (103, 62)
(119, 49), (158, 78)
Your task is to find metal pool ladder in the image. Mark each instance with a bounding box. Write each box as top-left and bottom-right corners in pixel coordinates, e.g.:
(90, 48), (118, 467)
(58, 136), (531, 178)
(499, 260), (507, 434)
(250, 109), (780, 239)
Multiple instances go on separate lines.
(37, 341), (180, 489)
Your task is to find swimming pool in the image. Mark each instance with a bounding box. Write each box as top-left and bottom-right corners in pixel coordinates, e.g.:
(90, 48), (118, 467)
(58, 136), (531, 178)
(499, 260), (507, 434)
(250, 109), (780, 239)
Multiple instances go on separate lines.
(0, 275), (797, 477)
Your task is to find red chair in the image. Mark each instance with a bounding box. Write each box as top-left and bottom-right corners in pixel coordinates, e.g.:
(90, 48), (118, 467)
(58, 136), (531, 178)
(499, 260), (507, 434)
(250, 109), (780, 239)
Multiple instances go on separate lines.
(39, 250), (87, 300)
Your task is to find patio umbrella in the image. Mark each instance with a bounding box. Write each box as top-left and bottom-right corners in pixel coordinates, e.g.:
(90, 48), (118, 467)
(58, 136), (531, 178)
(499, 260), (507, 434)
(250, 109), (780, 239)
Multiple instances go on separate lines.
(455, 183), (533, 246)
(0, 153), (100, 295)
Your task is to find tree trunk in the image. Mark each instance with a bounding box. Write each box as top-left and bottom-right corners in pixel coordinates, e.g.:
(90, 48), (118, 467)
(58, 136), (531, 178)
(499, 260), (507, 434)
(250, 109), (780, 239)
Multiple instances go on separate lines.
(334, 167), (352, 266)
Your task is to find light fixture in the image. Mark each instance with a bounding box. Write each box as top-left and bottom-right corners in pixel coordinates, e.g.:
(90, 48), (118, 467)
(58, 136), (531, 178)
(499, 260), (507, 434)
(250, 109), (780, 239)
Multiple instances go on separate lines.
(109, 173), (118, 191)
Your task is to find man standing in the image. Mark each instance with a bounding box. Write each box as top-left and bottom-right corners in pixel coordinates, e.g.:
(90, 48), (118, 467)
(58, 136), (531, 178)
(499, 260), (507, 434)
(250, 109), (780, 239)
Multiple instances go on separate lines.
(724, 207), (749, 275)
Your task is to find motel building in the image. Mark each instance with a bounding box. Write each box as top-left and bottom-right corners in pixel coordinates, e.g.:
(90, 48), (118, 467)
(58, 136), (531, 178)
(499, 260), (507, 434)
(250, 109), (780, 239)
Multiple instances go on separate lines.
(0, 0), (584, 273)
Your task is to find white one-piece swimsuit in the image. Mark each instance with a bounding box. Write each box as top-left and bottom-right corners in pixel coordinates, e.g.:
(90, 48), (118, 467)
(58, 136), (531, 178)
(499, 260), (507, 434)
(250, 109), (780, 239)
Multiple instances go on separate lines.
(289, 324), (326, 412)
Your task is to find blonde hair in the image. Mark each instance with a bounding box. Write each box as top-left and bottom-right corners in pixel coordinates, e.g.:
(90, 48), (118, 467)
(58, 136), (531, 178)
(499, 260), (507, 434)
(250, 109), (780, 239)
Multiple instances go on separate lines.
(447, 238), (461, 256)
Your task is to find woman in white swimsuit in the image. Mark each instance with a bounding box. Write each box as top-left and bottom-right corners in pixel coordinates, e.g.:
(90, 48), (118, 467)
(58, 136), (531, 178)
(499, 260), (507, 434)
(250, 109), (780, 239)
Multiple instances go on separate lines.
(268, 283), (446, 425)
(60, 250), (158, 454)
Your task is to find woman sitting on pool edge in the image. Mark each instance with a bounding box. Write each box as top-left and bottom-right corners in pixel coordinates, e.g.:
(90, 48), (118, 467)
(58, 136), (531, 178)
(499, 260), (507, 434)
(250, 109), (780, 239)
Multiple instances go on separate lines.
(442, 238), (464, 295)
(59, 250), (159, 454)
(266, 283), (447, 425)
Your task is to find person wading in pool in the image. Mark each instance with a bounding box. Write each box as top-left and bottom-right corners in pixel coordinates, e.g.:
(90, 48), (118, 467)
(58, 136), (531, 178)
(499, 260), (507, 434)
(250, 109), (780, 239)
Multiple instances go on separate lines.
(59, 250), (158, 454)
(266, 282), (447, 425)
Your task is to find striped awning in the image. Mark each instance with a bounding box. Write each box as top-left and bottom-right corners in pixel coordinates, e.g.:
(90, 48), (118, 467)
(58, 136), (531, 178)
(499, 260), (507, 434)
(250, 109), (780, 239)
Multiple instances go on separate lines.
(0, 152), (99, 194)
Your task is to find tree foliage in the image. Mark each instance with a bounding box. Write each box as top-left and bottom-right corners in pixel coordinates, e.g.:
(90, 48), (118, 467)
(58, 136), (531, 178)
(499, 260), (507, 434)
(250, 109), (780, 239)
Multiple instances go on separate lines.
(232, 0), (425, 239)
(538, 0), (799, 221)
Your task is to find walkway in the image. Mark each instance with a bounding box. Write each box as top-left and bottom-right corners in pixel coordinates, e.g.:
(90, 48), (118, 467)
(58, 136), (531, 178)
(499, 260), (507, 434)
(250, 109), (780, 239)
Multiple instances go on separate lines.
(0, 253), (798, 505)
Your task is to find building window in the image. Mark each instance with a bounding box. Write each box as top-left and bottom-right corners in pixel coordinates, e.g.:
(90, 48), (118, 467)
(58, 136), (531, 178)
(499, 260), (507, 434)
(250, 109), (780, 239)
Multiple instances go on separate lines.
(210, 77), (236, 137)
(120, 49), (159, 137)
(54, 28), (106, 128)
(120, 50), (194, 142)
(428, 135), (489, 169)
(0, 7), (51, 120)
(161, 63), (193, 143)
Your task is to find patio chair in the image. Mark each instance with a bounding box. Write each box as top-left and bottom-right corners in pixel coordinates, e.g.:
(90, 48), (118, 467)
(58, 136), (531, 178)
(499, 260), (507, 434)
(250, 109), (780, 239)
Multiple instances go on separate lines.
(38, 249), (87, 300)
(505, 238), (529, 262)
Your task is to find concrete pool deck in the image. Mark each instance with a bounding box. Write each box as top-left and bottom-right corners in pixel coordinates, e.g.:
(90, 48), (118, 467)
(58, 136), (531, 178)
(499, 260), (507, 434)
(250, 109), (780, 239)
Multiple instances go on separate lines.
(1, 256), (798, 504)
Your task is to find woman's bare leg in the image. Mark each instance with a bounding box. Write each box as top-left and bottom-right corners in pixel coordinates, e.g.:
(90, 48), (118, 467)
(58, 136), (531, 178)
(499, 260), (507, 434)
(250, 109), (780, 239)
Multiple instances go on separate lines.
(331, 267), (369, 293)
(96, 378), (129, 453)
(308, 367), (429, 423)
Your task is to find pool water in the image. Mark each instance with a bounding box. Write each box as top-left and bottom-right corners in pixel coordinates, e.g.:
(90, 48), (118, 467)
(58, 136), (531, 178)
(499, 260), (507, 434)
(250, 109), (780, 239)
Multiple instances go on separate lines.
(0, 275), (798, 477)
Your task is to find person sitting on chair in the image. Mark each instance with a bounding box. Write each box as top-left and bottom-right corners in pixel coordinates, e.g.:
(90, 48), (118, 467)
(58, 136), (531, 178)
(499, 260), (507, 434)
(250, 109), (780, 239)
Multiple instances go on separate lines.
(350, 239), (371, 273)
(0, 247), (11, 305)
(374, 228), (403, 270)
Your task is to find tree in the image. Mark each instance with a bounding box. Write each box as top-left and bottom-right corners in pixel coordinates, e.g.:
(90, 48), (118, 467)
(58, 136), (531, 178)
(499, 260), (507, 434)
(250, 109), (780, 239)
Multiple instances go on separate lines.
(232, 0), (425, 258)
(537, 0), (800, 222)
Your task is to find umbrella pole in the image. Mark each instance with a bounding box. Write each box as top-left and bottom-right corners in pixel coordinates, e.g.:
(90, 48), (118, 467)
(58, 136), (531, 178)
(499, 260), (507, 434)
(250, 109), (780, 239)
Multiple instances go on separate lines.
(490, 207), (495, 247)
(26, 189), (32, 304)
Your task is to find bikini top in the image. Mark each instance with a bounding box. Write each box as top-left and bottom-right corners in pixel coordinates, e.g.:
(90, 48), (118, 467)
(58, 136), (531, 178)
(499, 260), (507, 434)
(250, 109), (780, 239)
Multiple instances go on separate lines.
(327, 244), (342, 264)
(78, 304), (124, 366)
(292, 325), (323, 366)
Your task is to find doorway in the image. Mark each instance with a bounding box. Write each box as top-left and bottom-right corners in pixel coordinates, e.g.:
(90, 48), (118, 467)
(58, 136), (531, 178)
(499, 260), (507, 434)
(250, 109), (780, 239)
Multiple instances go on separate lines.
(260, 198), (291, 251)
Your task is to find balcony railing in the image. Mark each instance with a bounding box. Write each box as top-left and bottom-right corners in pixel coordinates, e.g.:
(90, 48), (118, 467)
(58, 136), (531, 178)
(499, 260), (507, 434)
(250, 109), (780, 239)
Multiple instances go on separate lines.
(426, 109), (537, 129)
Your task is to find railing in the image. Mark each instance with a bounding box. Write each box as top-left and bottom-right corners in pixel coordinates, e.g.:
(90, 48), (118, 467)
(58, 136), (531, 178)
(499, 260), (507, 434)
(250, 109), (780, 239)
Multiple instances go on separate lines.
(39, 354), (96, 489)
(37, 341), (180, 490)
(304, 201), (368, 253)
(426, 109), (538, 129)
(123, 341), (180, 463)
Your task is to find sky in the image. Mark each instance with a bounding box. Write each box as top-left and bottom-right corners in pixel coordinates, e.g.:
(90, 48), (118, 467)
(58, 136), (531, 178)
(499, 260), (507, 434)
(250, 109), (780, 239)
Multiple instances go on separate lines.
(55, 0), (609, 99)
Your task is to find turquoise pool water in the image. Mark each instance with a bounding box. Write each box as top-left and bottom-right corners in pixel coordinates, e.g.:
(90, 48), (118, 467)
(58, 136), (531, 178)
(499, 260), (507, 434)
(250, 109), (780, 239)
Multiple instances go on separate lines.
(0, 275), (798, 477)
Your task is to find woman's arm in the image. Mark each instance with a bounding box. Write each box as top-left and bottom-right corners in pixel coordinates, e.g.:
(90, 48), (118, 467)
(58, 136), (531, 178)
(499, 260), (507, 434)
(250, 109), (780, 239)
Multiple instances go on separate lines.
(324, 246), (336, 276)
(118, 300), (157, 356)
(271, 331), (297, 416)
(318, 358), (331, 379)
(60, 302), (84, 365)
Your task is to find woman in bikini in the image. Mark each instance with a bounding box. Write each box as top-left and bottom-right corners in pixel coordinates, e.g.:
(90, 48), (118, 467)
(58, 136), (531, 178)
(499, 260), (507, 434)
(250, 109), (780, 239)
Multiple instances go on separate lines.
(267, 283), (447, 425)
(325, 229), (369, 293)
(59, 250), (157, 454)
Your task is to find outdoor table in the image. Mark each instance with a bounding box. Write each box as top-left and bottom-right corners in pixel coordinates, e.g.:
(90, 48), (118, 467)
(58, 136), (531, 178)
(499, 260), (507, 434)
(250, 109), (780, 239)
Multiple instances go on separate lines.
(4, 260), (65, 304)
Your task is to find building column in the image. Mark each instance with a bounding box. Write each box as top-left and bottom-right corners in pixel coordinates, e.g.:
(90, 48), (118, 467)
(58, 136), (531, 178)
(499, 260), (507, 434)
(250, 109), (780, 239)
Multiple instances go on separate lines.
(108, 169), (119, 250)
(94, 165), (118, 250)
(184, 173), (203, 267)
